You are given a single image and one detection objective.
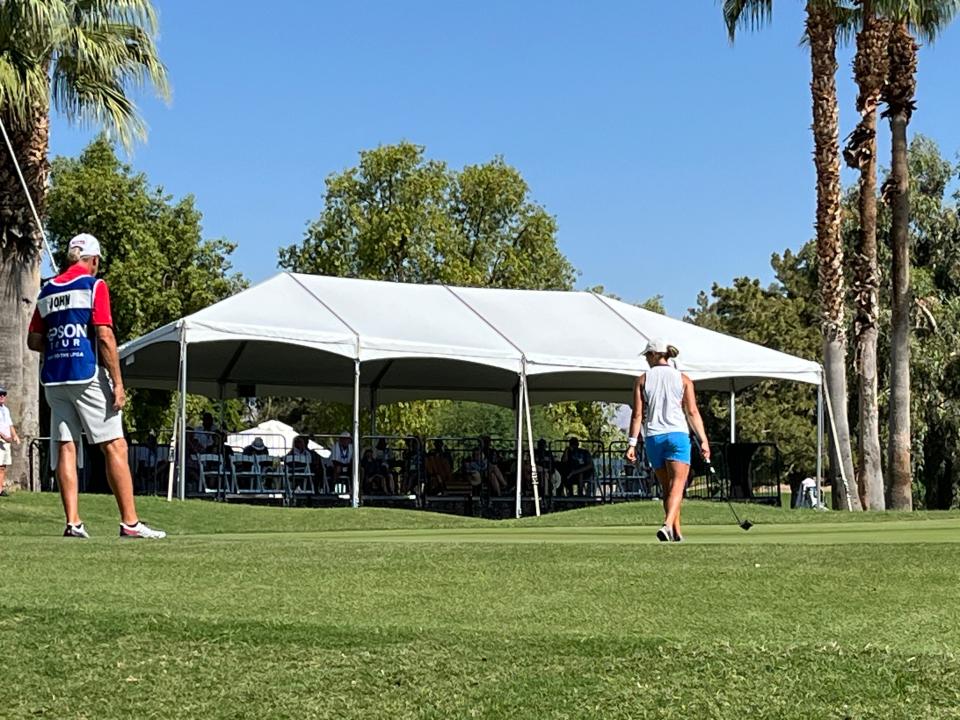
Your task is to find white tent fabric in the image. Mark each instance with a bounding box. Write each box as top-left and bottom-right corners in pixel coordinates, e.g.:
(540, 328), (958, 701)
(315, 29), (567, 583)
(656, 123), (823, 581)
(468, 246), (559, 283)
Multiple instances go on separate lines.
(120, 272), (820, 405)
(119, 272), (825, 511)
(225, 420), (330, 458)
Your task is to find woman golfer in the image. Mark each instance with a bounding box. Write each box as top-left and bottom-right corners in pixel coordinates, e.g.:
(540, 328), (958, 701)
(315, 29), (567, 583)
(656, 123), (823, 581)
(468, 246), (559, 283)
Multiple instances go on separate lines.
(626, 338), (710, 542)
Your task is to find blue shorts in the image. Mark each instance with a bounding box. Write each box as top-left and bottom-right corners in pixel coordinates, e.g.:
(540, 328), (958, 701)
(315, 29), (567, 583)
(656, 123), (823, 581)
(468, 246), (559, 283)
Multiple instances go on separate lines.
(644, 432), (691, 470)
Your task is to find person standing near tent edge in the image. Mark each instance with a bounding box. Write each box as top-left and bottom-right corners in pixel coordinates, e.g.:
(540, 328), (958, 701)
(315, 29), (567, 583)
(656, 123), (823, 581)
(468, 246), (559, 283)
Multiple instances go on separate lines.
(0, 387), (20, 496)
(626, 338), (710, 542)
(26, 234), (166, 539)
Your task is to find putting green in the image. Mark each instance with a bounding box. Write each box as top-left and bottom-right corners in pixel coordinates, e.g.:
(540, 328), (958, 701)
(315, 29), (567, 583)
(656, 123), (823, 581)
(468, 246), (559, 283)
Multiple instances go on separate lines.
(122, 517), (960, 545)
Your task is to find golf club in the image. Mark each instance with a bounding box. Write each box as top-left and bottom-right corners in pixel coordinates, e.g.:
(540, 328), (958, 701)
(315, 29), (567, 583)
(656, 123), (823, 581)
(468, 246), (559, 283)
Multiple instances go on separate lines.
(690, 432), (752, 531)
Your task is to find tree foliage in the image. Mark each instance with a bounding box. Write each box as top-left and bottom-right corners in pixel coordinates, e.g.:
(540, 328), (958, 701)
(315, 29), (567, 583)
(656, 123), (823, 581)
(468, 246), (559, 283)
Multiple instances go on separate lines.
(689, 246), (821, 480)
(0, 0), (168, 147)
(279, 142), (576, 290)
(693, 136), (960, 508)
(45, 137), (246, 434)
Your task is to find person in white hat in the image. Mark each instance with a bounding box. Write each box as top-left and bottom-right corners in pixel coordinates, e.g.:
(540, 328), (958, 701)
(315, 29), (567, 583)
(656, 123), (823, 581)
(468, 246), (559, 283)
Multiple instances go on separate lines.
(242, 436), (270, 457)
(625, 338), (710, 542)
(27, 234), (166, 539)
(330, 430), (353, 486)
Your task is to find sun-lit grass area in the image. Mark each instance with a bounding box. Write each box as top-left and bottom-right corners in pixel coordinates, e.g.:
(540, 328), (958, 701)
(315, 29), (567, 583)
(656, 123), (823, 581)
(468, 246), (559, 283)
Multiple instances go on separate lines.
(2, 493), (959, 719)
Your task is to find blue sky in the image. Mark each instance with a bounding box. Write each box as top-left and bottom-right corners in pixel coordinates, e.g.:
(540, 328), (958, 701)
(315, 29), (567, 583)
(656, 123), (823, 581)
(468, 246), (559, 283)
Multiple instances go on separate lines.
(49, 1), (960, 317)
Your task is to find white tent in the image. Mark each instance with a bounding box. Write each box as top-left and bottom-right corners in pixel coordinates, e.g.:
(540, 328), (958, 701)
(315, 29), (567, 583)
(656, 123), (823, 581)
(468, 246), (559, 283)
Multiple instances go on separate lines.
(225, 420), (330, 458)
(119, 272), (826, 512)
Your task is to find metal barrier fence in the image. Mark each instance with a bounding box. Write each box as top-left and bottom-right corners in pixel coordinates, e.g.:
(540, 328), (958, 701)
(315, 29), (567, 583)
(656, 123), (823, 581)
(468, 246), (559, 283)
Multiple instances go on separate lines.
(683, 442), (782, 505)
(29, 430), (782, 510)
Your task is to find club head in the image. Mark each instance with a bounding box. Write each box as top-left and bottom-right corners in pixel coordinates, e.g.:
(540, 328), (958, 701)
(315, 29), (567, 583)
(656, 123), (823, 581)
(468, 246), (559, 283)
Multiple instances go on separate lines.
(740, 520), (753, 531)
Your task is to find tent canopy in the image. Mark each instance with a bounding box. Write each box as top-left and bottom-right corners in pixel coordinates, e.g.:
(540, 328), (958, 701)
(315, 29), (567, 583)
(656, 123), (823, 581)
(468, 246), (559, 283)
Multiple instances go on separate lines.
(119, 272), (820, 406)
(225, 420), (330, 458)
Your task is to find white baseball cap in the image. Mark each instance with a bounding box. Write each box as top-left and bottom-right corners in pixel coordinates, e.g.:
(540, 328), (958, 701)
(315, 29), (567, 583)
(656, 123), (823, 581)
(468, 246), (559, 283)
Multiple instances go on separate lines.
(642, 338), (669, 355)
(68, 233), (102, 258)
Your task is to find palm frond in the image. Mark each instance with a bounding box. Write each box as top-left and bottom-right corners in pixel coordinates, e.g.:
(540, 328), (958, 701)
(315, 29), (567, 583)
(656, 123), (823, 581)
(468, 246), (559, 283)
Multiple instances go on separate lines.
(49, 1), (167, 147)
(873, 0), (960, 41)
(52, 58), (145, 145)
(0, 0), (166, 147)
(0, 0), (67, 39)
(722, 0), (774, 42)
(69, 0), (160, 43)
(0, 1), (62, 125)
(0, 54), (50, 124)
(796, 1), (862, 47)
(833, 3), (863, 44)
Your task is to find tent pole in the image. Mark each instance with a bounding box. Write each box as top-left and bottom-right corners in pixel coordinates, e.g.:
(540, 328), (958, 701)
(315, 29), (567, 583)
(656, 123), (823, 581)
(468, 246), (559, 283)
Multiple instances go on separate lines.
(178, 325), (188, 501)
(370, 388), (377, 436)
(729, 386), (736, 444)
(166, 413), (178, 502)
(821, 373), (853, 511)
(514, 378), (523, 519)
(817, 377), (824, 508)
(218, 383), (226, 433)
(351, 359), (361, 508)
(522, 371), (541, 516)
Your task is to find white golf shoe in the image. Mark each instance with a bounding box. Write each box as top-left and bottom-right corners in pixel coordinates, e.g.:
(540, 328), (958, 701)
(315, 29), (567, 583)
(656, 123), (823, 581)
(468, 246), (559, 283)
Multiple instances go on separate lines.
(119, 521), (167, 539)
(63, 522), (90, 538)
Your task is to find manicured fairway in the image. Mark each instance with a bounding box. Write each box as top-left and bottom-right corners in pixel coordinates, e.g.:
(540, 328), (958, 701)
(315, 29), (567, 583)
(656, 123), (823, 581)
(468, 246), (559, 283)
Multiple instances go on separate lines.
(292, 518), (960, 545)
(2, 494), (959, 719)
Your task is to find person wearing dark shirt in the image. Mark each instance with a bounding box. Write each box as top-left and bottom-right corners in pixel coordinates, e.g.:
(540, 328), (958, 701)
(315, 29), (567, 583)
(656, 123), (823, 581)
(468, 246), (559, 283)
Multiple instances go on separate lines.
(425, 439), (454, 494)
(560, 437), (595, 496)
(243, 437), (271, 456)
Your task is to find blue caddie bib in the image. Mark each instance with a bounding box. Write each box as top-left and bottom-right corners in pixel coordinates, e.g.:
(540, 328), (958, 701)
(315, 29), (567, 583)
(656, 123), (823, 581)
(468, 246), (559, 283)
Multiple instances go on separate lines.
(36, 274), (99, 385)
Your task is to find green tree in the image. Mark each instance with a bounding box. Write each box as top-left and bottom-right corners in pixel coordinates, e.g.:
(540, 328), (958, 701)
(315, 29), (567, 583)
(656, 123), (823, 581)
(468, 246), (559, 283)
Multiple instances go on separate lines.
(279, 142), (576, 290)
(724, 0), (863, 509)
(697, 136), (960, 509)
(878, 1), (959, 510)
(689, 246), (821, 480)
(45, 138), (246, 435)
(872, 136), (960, 508)
(844, 1), (891, 509)
(0, 0), (167, 487)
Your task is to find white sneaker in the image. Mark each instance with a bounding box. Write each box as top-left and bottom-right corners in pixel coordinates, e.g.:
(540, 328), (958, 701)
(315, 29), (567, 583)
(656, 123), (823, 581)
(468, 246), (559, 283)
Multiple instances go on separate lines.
(656, 524), (673, 542)
(63, 522), (90, 538)
(119, 521), (167, 539)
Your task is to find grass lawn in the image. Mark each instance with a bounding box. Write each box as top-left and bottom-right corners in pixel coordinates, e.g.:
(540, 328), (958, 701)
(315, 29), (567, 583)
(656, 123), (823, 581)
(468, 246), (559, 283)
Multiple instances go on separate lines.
(2, 494), (959, 719)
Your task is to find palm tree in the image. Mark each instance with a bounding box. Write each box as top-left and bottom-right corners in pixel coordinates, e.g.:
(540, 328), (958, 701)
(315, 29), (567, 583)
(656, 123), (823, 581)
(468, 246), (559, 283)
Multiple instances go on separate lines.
(0, 1), (167, 489)
(723, 0), (862, 510)
(843, 1), (889, 510)
(878, 0), (959, 510)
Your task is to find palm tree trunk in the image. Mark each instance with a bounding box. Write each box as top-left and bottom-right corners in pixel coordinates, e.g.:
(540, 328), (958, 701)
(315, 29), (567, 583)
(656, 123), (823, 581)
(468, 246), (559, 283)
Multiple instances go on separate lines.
(845, 8), (889, 510)
(883, 23), (918, 511)
(0, 110), (48, 490)
(807, 2), (861, 511)
(854, 109), (884, 510)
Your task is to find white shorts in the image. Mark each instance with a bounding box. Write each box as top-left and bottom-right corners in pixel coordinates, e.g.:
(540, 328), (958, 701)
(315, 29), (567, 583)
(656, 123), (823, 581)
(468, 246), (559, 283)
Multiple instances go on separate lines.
(45, 368), (124, 468)
(0, 441), (11, 466)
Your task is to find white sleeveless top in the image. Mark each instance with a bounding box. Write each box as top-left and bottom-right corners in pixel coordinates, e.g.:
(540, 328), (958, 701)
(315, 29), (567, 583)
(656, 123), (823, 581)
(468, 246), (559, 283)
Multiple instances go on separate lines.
(643, 365), (688, 437)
